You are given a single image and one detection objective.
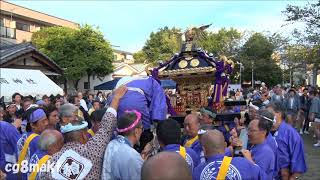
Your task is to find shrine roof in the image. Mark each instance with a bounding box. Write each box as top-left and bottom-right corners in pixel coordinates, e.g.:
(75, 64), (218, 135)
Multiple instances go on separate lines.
(158, 49), (216, 78)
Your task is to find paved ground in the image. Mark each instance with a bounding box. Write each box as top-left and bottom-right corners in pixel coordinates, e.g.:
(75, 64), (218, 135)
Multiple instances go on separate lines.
(299, 132), (320, 180)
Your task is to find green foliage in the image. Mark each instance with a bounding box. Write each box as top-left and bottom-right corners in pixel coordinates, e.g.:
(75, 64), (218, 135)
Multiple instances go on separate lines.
(283, 0), (320, 43)
(242, 33), (275, 59)
(31, 25), (114, 83)
(133, 50), (148, 64)
(198, 28), (242, 57)
(283, 0), (320, 85)
(239, 33), (283, 86)
(141, 26), (182, 64)
(141, 26), (242, 65)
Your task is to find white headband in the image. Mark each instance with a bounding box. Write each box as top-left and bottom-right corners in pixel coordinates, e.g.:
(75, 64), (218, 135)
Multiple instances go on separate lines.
(260, 115), (276, 124)
(249, 102), (260, 111)
(60, 121), (88, 134)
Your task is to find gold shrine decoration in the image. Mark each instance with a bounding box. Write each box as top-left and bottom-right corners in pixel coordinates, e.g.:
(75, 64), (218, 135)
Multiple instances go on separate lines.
(159, 67), (216, 76)
(220, 55), (235, 68)
(190, 59), (200, 67)
(167, 77), (212, 114)
(178, 60), (188, 69)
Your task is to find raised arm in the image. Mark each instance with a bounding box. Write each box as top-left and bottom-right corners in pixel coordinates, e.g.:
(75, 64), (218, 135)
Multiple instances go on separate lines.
(86, 86), (128, 153)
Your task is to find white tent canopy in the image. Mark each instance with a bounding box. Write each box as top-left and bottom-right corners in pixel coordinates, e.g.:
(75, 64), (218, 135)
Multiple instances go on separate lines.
(0, 68), (63, 102)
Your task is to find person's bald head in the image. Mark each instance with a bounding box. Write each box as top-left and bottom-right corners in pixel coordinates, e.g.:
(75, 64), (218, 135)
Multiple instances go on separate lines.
(184, 113), (200, 137)
(200, 130), (226, 157)
(141, 152), (191, 180)
(38, 129), (64, 155)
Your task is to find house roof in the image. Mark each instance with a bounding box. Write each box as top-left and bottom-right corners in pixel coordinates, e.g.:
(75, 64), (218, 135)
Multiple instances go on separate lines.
(0, 38), (18, 50)
(130, 63), (147, 73)
(0, 42), (63, 74)
(113, 49), (133, 55)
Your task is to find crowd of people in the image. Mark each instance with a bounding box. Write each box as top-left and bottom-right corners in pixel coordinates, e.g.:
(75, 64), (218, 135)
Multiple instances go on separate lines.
(0, 80), (319, 180)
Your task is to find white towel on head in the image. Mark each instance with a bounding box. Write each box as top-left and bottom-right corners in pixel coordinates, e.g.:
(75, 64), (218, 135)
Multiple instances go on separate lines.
(115, 76), (149, 89)
(115, 76), (138, 89)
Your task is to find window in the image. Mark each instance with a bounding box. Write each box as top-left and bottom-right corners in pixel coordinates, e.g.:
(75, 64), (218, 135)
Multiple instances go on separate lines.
(113, 55), (117, 61)
(0, 19), (4, 27)
(0, 26), (16, 39)
(84, 82), (90, 89)
(16, 22), (30, 32)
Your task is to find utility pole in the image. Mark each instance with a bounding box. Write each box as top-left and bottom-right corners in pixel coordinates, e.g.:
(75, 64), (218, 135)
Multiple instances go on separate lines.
(251, 60), (254, 89)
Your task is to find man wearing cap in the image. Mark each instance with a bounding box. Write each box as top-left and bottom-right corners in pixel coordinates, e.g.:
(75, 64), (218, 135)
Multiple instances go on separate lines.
(157, 119), (200, 173)
(40, 86), (127, 180)
(199, 107), (217, 126)
(28, 129), (64, 180)
(36, 100), (46, 108)
(182, 114), (203, 162)
(16, 107), (49, 179)
(107, 76), (168, 153)
(102, 110), (144, 180)
(0, 121), (21, 179)
(199, 107), (233, 144)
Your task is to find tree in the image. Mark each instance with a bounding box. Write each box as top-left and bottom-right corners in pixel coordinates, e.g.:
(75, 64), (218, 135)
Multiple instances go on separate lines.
(283, 0), (320, 85)
(32, 25), (114, 91)
(239, 33), (283, 87)
(133, 50), (148, 64)
(198, 28), (242, 57)
(141, 27), (182, 64)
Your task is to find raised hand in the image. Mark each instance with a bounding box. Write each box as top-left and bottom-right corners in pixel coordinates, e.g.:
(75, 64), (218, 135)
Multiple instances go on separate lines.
(241, 150), (254, 163)
(113, 86), (128, 100)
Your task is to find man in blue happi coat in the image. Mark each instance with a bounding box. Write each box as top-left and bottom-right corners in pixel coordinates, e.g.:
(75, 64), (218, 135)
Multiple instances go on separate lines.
(28, 129), (64, 180)
(17, 107), (49, 179)
(108, 76), (168, 152)
(258, 109), (280, 179)
(0, 121), (21, 179)
(242, 118), (275, 180)
(198, 107), (234, 145)
(182, 114), (203, 162)
(157, 119), (200, 172)
(267, 102), (307, 180)
(193, 130), (264, 180)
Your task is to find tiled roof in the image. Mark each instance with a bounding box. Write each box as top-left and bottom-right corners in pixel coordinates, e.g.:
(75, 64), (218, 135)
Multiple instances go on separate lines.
(0, 42), (63, 73)
(113, 49), (133, 55)
(130, 63), (147, 73)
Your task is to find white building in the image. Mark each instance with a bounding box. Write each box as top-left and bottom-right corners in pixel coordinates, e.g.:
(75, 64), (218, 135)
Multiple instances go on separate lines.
(66, 62), (148, 94)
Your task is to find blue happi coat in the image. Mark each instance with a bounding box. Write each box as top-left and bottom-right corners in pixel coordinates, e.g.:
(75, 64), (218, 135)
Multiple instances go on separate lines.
(17, 132), (40, 180)
(266, 132), (279, 179)
(162, 144), (200, 172)
(108, 77), (167, 129)
(193, 154), (264, 180)
(28, 149), (48, 180)
(273, 121), (307, 174)
(0, 121), (21, 180)
(182, 136), (204, 162)
(250, 140), (275, 180)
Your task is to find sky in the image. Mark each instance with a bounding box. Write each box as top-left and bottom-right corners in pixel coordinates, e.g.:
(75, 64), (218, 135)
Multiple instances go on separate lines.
(9, 0), (312, 52)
